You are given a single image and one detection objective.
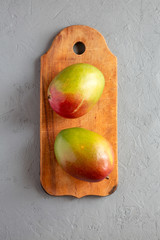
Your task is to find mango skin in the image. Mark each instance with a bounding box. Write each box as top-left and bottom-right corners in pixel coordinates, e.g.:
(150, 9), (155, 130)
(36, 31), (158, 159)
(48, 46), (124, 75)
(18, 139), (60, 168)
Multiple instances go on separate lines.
(54, 128), (114, 182)
(48, 63), (105, 118)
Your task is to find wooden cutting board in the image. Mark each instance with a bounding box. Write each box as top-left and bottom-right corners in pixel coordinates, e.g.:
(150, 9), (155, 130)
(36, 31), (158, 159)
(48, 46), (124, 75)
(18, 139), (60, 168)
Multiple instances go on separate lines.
(40, 25), (118, 198)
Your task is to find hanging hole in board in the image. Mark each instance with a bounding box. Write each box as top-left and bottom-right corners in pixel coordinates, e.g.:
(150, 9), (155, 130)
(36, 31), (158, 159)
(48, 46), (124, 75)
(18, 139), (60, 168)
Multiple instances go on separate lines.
(73, 42), (85, 55)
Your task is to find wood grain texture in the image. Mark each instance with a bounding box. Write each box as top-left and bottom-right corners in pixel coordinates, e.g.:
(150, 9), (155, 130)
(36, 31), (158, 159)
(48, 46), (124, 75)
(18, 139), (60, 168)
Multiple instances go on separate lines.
(40, 25), (117, 198)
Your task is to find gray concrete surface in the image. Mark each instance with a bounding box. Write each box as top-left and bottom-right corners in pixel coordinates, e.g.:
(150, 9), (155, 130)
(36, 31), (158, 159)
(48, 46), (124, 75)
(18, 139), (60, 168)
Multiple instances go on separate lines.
(0, 0), (160, 239)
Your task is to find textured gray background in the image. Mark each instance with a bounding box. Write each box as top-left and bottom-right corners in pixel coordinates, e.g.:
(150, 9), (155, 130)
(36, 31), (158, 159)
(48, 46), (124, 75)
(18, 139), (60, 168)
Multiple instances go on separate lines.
(0, 0), (160, 239)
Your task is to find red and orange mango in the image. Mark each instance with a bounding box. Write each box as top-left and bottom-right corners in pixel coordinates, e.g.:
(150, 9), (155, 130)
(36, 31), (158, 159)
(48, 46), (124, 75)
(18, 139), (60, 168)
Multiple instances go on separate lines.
(54, 127), (114, 182)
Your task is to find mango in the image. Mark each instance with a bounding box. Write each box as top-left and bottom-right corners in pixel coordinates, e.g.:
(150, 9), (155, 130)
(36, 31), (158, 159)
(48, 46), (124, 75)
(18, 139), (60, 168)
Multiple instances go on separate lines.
(54, 128), (114, 182)
(48, 63), (105, 118)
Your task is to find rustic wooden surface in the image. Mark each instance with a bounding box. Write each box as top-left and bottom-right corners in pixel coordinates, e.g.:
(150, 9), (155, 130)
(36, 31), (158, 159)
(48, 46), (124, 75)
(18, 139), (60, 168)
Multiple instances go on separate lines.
(40, 25), (117, 198)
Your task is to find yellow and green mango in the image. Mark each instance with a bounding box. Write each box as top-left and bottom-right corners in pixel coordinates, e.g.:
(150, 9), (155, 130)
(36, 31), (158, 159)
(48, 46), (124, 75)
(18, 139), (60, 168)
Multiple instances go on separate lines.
(48, 63), (105, 118)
